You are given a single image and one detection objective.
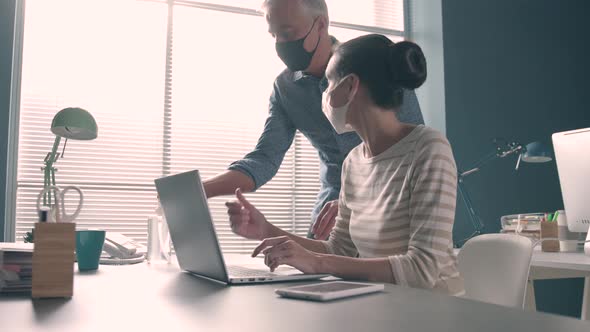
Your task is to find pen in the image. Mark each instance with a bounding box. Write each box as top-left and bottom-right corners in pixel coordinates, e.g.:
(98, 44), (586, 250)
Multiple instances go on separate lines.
(552, 211), (559, 222)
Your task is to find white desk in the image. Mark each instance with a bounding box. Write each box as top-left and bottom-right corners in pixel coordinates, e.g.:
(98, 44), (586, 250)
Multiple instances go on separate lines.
(1, 262), (589, 332)
(526, 248), (590, 320)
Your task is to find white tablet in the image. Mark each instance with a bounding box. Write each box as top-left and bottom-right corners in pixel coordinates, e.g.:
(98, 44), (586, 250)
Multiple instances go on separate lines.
(275, 281), (384, 302)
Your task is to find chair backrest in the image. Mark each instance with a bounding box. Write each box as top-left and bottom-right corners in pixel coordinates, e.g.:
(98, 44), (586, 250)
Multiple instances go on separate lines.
(458, 233), (533, 308)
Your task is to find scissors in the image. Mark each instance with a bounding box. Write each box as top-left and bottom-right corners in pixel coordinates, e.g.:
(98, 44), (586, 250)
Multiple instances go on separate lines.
(36, 185), (84, 223)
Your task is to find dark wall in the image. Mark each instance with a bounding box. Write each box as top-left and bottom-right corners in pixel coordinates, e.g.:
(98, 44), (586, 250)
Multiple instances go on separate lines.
(0, 0), (17, 241)
(442, 0), (590, 318)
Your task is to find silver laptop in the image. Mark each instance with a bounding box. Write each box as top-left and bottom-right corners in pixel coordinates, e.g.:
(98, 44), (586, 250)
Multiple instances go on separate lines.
(154, 170), (328, 284)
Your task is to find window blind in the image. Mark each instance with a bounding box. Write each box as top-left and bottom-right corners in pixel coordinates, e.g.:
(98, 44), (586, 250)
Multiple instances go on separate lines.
(16, 0), (168, 243)
(14, 0), (406, 253)
(179, 0), (405, 34)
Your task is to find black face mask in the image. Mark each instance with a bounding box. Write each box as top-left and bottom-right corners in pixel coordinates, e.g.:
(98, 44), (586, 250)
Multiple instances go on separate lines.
(275, 18), (321, 72)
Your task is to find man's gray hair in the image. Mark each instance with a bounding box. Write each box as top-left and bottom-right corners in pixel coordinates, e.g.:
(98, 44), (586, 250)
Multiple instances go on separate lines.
(261, 0), (329, 18)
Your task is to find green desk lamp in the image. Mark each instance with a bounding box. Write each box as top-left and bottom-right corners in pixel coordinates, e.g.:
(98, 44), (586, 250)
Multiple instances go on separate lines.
(41, 107), (98, 207)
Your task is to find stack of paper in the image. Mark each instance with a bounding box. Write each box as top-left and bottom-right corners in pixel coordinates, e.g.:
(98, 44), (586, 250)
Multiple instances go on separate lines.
(0, 243), (34, 295)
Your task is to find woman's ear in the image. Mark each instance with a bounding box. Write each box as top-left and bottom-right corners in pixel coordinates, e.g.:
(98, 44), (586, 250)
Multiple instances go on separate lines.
(347, 74), (360, 95)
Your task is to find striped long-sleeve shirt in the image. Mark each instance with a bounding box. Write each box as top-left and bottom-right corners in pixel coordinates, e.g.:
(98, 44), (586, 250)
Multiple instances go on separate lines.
(323, 125), (464, 296)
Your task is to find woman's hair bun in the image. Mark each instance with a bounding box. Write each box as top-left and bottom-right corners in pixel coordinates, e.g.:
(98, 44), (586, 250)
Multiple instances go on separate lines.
(388, 41), (427, 90)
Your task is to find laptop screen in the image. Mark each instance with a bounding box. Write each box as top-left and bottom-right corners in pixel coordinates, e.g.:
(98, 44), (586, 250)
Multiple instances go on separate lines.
(154, 170), (229, 282)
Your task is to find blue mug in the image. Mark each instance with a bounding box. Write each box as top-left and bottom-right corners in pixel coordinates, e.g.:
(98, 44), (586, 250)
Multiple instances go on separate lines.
(76, 230), (106, 271)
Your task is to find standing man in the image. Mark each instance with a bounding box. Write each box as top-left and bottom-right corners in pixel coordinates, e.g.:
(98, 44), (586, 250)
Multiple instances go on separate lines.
(203, 0), (424, 239)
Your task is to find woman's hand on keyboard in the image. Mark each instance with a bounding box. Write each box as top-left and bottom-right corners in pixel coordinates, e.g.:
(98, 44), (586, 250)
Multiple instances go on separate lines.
(252, 236), (321, 273)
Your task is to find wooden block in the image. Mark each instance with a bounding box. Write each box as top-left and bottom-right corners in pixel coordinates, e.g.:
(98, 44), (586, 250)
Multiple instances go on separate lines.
(32, 222), (76, 298)
(540, 221), (560, 253)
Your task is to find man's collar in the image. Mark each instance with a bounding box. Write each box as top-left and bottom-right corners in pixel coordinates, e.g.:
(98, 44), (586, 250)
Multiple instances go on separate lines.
(292, 36), (339, 83)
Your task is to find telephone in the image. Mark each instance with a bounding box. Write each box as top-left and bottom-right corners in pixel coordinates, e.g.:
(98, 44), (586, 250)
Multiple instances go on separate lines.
(100, 232), (146, 265)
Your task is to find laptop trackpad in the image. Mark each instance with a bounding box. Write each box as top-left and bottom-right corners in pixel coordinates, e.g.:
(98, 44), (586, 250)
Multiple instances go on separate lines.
(224, 254), (303, 275)
(242, 264), (302, 275)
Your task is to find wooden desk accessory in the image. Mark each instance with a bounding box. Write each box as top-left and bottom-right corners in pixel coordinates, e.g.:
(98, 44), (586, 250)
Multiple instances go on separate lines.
(32, 222), (76, 298)
(540, 220), (560, 252)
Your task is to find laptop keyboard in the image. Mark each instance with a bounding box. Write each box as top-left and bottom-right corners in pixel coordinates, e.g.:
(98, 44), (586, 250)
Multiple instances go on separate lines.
(227, 265), (280, 277)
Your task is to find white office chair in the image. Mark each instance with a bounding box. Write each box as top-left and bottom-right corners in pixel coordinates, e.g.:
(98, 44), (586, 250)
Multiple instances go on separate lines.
(458, 233), (533, 308)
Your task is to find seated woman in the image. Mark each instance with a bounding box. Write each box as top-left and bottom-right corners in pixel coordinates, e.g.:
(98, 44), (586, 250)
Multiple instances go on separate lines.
(225, 34), (463, 295)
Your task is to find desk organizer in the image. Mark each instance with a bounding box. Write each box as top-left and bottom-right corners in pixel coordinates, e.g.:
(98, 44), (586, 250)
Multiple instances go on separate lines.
(31, 222), (76, 298)
(500, 213), (542, 241)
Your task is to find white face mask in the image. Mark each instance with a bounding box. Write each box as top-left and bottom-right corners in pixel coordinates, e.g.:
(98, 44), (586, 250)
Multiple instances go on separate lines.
(322, 75), (355, 134)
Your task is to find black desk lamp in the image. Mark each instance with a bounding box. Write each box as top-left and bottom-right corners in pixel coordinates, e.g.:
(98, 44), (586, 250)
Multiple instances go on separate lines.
(456, 140), (552, 246)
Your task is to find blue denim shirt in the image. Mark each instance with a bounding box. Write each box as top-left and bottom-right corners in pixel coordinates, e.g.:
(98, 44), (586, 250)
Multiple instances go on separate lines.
(229, 69), (424, 229)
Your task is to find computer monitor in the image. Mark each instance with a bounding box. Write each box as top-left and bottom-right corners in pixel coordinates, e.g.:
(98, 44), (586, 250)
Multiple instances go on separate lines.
(552, 127), (590, 233)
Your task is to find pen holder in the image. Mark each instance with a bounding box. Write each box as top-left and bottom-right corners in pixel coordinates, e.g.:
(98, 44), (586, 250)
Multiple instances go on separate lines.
(540, 220), (560, 252)
(32, 222), (76, 298)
